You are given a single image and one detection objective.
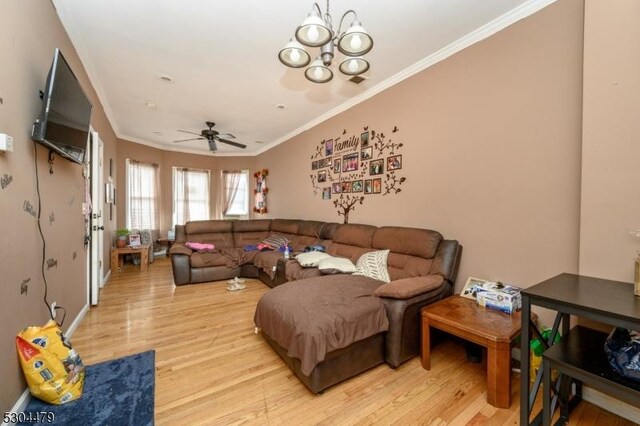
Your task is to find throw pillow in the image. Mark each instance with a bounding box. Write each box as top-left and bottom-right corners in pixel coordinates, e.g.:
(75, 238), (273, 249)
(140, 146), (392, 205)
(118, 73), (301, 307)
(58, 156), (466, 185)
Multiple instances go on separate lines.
(353, 250), (391, 283)
(261, 234), (291, 250)
(295, 251), (331, 267)
(374, 275), (444, 299)
(317, 256), (357, 275)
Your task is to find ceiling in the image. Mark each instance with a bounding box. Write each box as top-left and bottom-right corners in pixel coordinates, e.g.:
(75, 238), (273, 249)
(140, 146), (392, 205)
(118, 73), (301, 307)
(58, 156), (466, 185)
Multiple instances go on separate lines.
(52, 0), (553, 156)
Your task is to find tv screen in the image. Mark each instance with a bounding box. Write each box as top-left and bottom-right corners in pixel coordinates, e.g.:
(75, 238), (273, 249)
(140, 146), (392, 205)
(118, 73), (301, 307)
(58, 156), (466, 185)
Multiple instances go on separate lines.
(32, 48), (92, 165)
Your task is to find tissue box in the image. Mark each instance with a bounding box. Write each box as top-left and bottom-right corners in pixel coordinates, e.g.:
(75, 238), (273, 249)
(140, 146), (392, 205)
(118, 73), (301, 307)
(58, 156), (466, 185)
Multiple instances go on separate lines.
(476, 284), (522, 314)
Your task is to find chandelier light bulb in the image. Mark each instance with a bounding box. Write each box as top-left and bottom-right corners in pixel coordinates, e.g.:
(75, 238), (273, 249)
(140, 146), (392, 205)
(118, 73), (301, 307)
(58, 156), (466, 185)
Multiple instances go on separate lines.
(348, 59), (359, 73)
(290, 49), (301, 62)
(307, 25), (320, 42)
(350, 34), (362, 50)
(313, 67), (323, 80)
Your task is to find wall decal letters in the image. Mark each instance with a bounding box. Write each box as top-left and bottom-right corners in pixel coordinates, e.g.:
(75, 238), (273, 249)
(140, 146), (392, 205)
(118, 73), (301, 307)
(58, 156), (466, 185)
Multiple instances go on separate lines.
(23, 200), (37, 217)
(46, 258), (58, 269)
(1, 173), (13, 189)
(20, 278), (30, 295)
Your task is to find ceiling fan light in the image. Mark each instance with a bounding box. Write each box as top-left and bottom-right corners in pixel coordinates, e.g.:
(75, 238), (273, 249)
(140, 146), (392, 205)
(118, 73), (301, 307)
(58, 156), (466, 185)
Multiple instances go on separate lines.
(337, 21), (373, 56)
(305, 58), (333, 83)
(295, 12), (332, 47)
(339, 57), (370, 76)
(278, 39), (311, 68)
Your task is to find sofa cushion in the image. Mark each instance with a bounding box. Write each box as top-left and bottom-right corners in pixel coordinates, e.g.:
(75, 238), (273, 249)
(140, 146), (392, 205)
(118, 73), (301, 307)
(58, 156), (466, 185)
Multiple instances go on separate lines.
(253, 251), (285, 278)
(320, 222), (340, 240)
(326, 244), (374, 264)
(271, 219), (300, 235)
(185, 220), (232, 235)
(317, 256), (357, 274)
(190, 252), (230, 268)
(374, 275), (444, 299)
(285, 261), (324, 282)
(386, 253), (434, 281)
(290, 235), (320, 252)
(372, 227), (442, 259)
(232, 219), (271, 233)
(295, 251), (331, 267)
(233, 231), (269, 248)
(332, 224), (376, 248)
(297, 220), (325, 237)
(353, 250), (391, 283)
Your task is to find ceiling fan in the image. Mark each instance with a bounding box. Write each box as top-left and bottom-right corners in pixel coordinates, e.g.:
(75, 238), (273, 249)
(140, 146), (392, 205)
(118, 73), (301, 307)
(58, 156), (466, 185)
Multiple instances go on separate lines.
(172, 121), (247, 151)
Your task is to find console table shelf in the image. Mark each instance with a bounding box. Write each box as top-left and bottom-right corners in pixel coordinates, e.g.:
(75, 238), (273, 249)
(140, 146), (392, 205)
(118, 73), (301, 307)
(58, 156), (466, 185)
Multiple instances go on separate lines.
(520, 273), (640, 425)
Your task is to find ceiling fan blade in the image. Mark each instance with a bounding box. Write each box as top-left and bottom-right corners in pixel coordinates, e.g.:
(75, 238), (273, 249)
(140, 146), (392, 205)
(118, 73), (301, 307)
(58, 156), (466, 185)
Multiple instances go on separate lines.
(217, 133), (236, 139)
(216, 137), (247, 149)
(173, 137), (204, 143)
(177, 130), (202, 136)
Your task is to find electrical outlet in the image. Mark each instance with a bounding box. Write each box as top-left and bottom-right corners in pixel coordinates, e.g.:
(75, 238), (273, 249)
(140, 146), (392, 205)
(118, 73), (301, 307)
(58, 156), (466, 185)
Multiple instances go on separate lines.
(51, 301), (57, 319)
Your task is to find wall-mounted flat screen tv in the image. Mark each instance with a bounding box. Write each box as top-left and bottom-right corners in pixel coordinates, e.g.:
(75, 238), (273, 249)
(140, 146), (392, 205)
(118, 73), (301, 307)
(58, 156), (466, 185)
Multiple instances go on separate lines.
(32, 48), (92, 165)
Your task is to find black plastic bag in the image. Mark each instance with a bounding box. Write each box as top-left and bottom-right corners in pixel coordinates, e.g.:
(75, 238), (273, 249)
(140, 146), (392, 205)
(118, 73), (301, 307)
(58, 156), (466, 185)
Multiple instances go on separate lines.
(604, 327), (640, 381)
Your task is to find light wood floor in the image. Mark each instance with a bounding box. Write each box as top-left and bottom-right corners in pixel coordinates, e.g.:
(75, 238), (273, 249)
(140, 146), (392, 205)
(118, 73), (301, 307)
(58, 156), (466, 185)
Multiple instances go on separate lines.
(71, 258), (635, 425)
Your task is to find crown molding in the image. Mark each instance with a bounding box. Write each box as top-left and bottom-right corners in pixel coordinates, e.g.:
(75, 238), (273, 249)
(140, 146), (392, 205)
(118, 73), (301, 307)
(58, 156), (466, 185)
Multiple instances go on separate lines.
(118, 133), (256, 157)
(255, 0), (558, 156)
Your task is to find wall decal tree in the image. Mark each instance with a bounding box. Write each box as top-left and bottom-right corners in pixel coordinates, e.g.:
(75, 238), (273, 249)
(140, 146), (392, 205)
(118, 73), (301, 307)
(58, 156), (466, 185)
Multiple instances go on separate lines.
(309, 125), (408, 223)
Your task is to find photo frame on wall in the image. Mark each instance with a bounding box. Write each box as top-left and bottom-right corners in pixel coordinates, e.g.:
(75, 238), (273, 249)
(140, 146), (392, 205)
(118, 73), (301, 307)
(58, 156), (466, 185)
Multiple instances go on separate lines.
(341, 181), (352, 193)
(361, 147), (373, 160)
(333, 158), (341, 174)
(332, 182), (342, 194)
(352, 180), (363, 192)
(318, 170), (327, 183)
(361, 131), (370, 148)
(325, 139), (334, 156)
(372, 178), (382, 194)
(312, 161), (318, 170)
(343, 153), (359, 172)
(364, 179), (372, 194)
(322, 187), (331, 200)
(369, 159), (384, 175)
(387, 155), (402, 171)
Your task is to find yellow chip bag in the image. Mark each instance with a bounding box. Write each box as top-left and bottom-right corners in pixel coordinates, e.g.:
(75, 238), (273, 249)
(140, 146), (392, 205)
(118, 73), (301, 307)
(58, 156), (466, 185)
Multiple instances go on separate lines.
(16, 320), (85, 404)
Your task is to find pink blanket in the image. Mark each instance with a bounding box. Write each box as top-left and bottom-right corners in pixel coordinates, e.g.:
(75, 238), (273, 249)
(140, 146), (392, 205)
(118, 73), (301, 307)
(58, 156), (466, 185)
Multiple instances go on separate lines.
(186, 242), (215, 252)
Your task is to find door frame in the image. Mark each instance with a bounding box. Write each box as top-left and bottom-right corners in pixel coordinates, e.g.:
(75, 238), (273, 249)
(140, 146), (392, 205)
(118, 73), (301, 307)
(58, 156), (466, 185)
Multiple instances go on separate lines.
(87, 128), (104, 306)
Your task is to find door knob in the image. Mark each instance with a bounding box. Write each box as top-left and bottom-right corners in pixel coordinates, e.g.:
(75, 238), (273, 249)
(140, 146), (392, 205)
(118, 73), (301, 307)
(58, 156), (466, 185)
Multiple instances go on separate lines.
(98, 226), (105, 231)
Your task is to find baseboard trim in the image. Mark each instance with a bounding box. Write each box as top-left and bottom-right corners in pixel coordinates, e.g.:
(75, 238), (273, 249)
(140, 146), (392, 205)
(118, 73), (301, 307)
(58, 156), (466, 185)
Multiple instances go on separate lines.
(3, 303), (88, 424)
(582, 385), (640, 423)
(66, 303), (89, 338)
(100, 269), (111, 289)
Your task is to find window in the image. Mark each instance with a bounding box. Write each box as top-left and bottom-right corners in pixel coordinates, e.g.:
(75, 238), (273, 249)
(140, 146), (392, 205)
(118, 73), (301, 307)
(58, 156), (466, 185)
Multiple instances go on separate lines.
(173, 167), (210, 226)
(125, 159), (159, 230)
(222, 170), (249, 217)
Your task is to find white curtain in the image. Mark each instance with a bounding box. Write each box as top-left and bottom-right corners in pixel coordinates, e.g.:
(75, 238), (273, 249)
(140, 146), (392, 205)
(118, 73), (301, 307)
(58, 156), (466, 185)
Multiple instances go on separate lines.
(222, 171), (242, 216)
(126, 159), (160, 230)
(173, 168), (210, 226)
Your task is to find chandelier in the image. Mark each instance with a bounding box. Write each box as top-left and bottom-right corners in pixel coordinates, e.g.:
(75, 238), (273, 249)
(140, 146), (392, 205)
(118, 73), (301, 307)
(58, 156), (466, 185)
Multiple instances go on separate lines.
(278, 1), (373, 84)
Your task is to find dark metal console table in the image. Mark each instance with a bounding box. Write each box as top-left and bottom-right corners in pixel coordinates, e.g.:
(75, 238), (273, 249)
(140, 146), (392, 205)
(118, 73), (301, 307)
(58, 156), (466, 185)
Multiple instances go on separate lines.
(520, 273), (640, 425)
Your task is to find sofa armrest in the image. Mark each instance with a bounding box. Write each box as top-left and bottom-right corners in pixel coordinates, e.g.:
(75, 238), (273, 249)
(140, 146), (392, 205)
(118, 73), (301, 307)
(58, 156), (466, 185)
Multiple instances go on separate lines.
(429, 239), (462, 284)
(175, 224), (186, 243)
(375, 275), (444, 300)
(170, 253), (191, 285)
(170, 243), (193, 256)
(379, 281), (453, 367)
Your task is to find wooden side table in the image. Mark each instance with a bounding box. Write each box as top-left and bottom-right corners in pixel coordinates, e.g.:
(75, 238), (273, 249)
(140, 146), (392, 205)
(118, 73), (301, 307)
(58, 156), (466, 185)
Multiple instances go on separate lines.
(421, 295), (525, 408)
(110, 244), (150, 273)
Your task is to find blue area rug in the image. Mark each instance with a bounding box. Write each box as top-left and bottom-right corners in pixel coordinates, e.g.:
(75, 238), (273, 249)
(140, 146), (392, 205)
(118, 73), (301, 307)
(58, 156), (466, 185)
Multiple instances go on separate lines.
(21, 350), (155, 426)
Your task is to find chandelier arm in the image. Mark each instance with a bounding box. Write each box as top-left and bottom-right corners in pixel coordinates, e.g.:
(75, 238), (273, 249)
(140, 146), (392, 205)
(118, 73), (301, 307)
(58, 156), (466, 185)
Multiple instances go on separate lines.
(312, 2), (322, 16)
(336, 10), (357, 37)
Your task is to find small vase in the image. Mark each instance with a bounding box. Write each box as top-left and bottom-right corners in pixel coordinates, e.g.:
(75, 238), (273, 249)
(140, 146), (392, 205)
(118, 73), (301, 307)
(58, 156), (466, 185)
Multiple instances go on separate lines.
(635, 256), (640, 296)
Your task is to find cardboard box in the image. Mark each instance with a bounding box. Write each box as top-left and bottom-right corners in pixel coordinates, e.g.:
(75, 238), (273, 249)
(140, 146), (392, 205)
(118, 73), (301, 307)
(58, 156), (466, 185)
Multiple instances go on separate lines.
(476, 284), (522, 314)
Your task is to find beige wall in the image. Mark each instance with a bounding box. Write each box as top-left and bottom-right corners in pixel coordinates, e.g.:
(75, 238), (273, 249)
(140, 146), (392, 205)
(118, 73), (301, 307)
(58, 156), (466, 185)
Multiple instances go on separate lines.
(116, 139), (256, 235)
(579, 0), (640, 282)
(0, 0), (118, 412)
(257, 0), (585, 297)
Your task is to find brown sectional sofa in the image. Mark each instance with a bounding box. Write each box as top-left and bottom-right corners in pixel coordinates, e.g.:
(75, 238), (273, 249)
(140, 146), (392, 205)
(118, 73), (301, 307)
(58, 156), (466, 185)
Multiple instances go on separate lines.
(169, 218), (461, 393)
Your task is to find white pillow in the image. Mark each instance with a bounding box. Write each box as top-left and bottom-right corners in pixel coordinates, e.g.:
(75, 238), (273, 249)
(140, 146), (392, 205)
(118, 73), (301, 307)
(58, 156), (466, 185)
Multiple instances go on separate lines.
(317, 257), (357, 275)
(353, 250), (391, 283)
(295, 251), (331, 267)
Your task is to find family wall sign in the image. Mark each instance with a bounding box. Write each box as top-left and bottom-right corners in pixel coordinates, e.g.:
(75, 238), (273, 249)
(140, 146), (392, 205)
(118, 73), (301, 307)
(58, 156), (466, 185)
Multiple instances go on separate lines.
(309, 126), (407, 223)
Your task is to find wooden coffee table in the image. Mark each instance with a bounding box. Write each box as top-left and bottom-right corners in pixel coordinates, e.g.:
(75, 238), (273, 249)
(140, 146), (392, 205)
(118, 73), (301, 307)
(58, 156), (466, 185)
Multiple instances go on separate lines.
(421, 295), (525, 408)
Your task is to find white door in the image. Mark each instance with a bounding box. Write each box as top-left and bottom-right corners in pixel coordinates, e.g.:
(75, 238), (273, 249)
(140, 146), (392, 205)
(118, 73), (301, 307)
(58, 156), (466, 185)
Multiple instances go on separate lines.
(89, 131), (104, 305)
